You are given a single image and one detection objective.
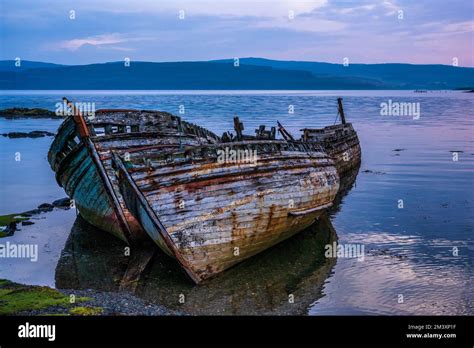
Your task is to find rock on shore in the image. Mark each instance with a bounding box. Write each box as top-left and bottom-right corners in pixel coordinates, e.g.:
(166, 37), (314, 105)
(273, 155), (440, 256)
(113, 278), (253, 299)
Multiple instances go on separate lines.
(0, 108), (60, 119)
(2, 131), (55, 138)
(0, 198), (72, 237)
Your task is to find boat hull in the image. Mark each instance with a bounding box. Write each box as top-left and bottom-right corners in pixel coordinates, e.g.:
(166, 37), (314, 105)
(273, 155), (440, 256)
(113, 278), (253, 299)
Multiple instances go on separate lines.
(302, 123), (361, 176)
(48, 117), (130, 241)
(48, 109), (220, 243)
(115, 141), (339, 283)
(328, 138), (361, 176)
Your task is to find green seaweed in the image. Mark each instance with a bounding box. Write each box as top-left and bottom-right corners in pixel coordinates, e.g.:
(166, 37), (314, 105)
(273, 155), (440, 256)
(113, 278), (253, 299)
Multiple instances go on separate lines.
(0, 213), (31, 238)
(69, 306), (103, 316)
(0, 281), (69, 315)
(0, 213), (29, 226)
(0, 279), (88, 315)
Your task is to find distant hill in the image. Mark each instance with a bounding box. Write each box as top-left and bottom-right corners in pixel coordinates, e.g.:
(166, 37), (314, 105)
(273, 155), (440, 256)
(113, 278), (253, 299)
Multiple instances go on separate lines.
(0, 59), (472, 90)
(213, 58), (474, 90)
(0, 60), (65, 71)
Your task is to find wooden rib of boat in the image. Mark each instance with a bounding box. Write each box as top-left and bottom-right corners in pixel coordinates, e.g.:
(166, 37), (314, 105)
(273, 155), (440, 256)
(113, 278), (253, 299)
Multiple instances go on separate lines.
(113, 139), (340, 283)
(299, 98), (361, 175)
(48, 98), (220, 243)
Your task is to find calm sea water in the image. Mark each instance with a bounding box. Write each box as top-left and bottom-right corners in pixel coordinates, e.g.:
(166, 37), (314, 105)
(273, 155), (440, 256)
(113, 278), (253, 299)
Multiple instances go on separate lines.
(0, 90), (472, 315)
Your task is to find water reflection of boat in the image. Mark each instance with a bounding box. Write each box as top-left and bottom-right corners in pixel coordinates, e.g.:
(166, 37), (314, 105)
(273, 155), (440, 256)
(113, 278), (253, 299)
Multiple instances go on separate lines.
(55, 166), (359, 315)
(329, 163), (360, 216)
(56, 214), (336, 315)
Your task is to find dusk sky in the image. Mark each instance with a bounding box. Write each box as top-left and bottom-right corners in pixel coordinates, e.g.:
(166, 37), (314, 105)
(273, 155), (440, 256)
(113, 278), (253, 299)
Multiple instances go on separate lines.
(1, 0), (473, 66)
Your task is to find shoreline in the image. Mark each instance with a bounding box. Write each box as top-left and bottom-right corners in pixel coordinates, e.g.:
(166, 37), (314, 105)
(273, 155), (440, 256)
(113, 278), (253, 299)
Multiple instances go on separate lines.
(0, 206), (183, 316)
(0, 279), (180, 316)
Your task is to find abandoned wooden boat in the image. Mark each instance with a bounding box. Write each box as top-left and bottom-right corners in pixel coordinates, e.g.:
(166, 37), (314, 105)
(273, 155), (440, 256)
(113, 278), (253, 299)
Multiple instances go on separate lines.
(113, 138), (340, 283)
(299, 98), (361, 175)
(48, 98), (220, 243)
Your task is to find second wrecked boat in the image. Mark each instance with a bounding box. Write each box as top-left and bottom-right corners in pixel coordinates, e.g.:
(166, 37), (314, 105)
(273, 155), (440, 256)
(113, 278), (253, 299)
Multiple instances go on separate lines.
(300, 98), (361, 175)
(277, 98), (361, 176)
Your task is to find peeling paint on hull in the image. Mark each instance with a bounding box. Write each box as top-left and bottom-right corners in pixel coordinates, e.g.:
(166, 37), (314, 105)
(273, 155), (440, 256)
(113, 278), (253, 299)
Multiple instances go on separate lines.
(114, 141), (340, 283)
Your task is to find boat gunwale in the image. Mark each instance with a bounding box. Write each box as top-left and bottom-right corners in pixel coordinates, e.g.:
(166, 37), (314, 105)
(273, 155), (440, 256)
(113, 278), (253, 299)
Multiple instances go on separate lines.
(90, 131), (209, 143)
(300, 122), (355, 132)
(119, 139), (328, 166)
(87, 110), (221, 142)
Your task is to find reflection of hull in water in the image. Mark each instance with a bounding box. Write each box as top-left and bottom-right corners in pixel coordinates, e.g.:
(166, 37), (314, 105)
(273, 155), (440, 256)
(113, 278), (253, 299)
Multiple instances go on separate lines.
(55, 214), (336, 315)
(55, 216), (129, 291)
(329, 164), (360, 216)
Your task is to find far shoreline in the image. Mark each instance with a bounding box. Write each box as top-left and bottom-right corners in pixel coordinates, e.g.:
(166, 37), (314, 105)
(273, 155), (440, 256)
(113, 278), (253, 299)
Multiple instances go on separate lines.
(0, 89), (468, 96)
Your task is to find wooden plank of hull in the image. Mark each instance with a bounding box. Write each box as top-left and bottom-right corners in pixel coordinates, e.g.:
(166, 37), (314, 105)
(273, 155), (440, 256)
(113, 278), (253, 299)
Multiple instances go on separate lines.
(72, 175), (126, 242)
(114, 146), (339, 283)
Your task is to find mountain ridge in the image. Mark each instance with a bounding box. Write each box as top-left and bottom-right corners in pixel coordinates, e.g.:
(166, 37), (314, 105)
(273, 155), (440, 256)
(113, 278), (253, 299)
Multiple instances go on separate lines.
(1, 58), (472, 90)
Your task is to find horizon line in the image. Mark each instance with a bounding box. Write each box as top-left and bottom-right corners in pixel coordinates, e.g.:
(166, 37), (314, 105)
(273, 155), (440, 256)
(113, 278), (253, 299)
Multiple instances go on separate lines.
(1, 57), (472, 69)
